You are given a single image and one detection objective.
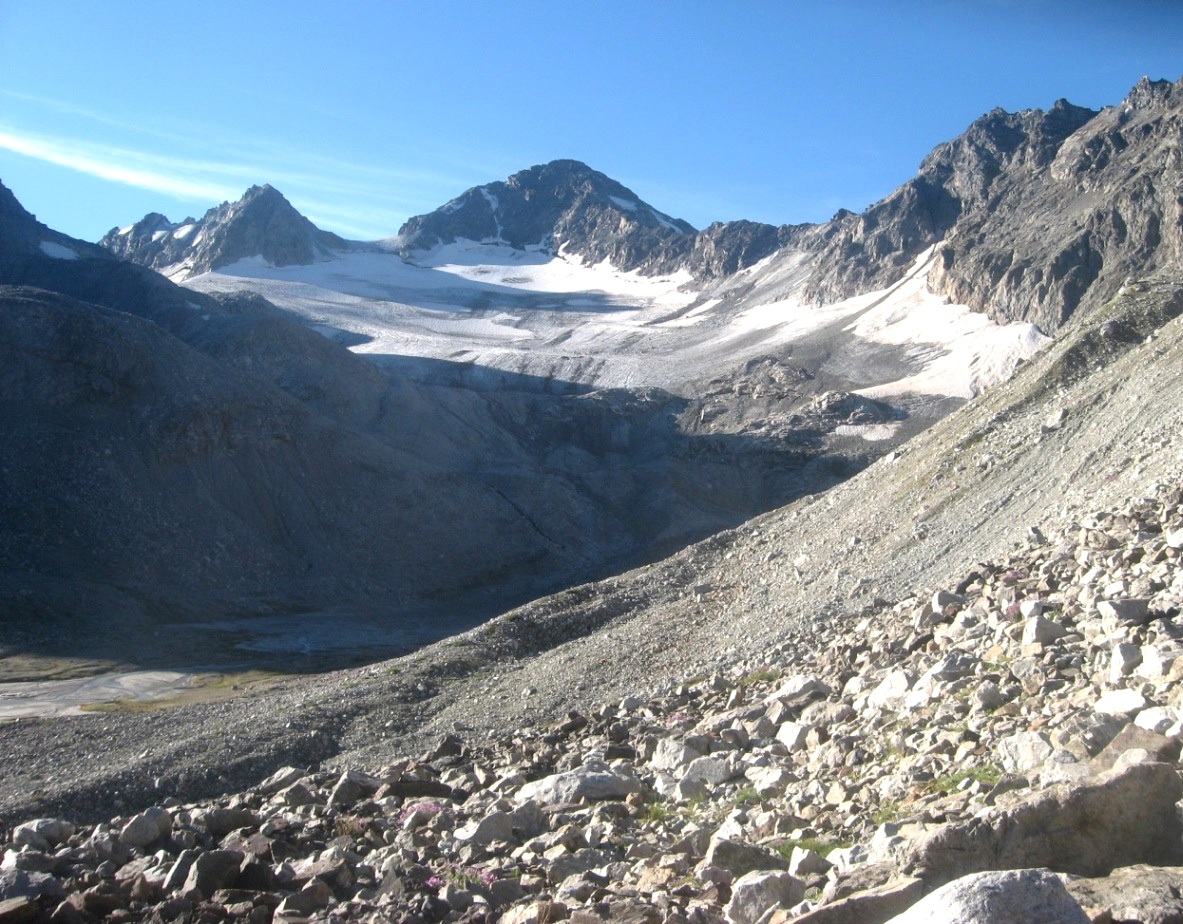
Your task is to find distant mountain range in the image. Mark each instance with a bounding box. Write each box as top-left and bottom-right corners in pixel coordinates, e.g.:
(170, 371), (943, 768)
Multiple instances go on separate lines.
(103, 75), (1183, 334)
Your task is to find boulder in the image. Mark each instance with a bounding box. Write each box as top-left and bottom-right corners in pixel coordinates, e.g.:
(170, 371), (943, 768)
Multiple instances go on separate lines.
(901, 762), (1183, 886)
(11, 821), (73, 852)
(327, 768), (381, 808)
(787, 877), (923, 924)
(703, 838), (789, 878)
(181, 850), (245, 899)
(515, 766), (641, 805)
(456, 811), (515, 846)
(725, 870), (804, 924)
(884, 869), (1087, 924)
(1097, 598), (1153, 627)
(1092, 722), (1182, 772)
(1065, 864), (1183, 924)
(997, 731), (1053, 774)
(118, 807), (171, 848)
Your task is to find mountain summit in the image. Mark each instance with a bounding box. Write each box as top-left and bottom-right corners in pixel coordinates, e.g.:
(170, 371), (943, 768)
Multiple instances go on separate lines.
(396, 159), (697, 270)
(100, 184), (346, 278)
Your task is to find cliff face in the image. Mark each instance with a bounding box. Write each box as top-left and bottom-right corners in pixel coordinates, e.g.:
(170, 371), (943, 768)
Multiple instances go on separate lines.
(793, 99), (1099, 322)
(928, 77), (1183, 329)
(791, 77), (1183, 333)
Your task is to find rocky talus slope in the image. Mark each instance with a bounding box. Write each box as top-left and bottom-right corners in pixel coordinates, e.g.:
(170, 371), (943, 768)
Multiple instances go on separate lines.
(8, 483), (1183, 924)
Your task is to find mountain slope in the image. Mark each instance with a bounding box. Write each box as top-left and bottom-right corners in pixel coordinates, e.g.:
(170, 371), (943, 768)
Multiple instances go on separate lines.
(99, 184), (348, 279)
(4, 180), (870, 663)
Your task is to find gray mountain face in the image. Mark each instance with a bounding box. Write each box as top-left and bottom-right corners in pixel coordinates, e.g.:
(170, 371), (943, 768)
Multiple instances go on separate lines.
(99, 184), (347, 277)
(928, 77), (1183, 330)
(791, 100), (1095, 304)
(786, 77), (1183, 332)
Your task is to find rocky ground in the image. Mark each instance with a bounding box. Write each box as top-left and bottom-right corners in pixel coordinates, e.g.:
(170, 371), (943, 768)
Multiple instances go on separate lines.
(7, 482), (1183, 924)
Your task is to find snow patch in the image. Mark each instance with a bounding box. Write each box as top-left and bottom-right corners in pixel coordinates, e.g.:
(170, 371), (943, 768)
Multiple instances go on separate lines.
(39, 240), (78, 260)
(609, 195), (639, 212)
(172, 223), (197, 240)
(648, 208), (683, 233)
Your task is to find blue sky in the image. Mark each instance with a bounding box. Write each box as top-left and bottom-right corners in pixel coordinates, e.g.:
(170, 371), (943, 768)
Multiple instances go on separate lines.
(1, 0), (1181, 242)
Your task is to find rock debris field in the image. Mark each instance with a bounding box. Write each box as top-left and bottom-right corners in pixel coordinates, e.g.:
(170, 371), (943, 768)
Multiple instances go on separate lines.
(8, 485), (1183, 924)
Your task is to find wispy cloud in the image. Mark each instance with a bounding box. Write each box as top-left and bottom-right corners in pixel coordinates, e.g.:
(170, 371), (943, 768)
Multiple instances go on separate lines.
(0, 97), (493, 239)
(0, 129), (240, 202)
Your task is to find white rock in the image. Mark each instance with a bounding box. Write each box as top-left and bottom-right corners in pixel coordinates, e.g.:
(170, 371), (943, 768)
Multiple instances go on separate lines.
(725, 870), (805, 924)
(997, 731), (1053, 774)
(1094, 688), (1150, 717)
(455, 811), (514, 845)
(1022, 614), (1066, 646)
(884, 868), (1088, 924)
(867, 670), (913, 711)
(765, 675), (831, 705)
(1135, 706), (1177, 734)
(683, 756), (735, 785)
(650, 738), (705, 771)
(515, 767), (640, 805)
(775, 722), (811, 750)
(1109, 644), (1143, 683)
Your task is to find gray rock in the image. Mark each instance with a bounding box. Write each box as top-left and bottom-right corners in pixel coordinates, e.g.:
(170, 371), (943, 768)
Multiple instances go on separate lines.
(1109, 643), (1142, 683)
(703, 838), (789, 878)
(884, 868), (1087, 924)
(0, 870), (63, 901)
(787, 847), (832, 878)
(1065, 864), (1183, 924)
(792, 877), (923, 924)
(11, 820), (73, 852)
(327, 768), (382, 808)
(181, 849), (244, 899)
(195, 807), (258, 838)
(1091, 723), (1182, 772)
(650, 738), (706, 771)
(726, 870), (804, 924)
(1022, 615), (1067, 647)
(258, 766), (305, 795)
(867, 671), (913, 711)
(1097, 598), (1153, 626)
(118, 807), (171, 848)
(684, 756), (735, 785)
(765, 675), (831, 708)
(515, 767), (640, 805)
(162, 848), (201, 894)
(901, 762), (1183, 885)
(932, 590), (966, 613)
(456, 811), (514, 845)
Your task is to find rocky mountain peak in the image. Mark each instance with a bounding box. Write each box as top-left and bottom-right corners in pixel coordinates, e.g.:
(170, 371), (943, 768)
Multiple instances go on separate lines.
(1124, 75), (1177, 111)
(397, 158), (697, 272)
(100, 184), (346, 280)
